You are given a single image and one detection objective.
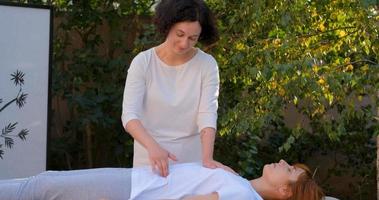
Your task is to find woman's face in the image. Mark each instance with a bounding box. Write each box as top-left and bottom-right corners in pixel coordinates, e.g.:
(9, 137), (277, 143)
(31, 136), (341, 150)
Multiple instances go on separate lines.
(262, 159), (305, 187)
(165, 21), (202, 56)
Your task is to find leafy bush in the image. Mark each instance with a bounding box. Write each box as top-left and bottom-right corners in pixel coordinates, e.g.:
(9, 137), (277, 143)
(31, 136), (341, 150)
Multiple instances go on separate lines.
(208, 0), (378, 199)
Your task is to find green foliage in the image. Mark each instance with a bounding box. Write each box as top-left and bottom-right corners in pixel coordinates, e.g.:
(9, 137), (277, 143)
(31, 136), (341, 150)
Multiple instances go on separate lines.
(209, 0), (378, 198)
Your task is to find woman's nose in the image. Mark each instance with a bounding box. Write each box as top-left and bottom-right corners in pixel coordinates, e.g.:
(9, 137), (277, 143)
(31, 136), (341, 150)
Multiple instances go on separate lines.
(279, 159), (288, 166)
(180, 38), (190, 49)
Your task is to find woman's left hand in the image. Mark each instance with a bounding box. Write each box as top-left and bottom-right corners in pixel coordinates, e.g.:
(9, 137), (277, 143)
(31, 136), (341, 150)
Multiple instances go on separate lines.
(202, 159), (238, 175)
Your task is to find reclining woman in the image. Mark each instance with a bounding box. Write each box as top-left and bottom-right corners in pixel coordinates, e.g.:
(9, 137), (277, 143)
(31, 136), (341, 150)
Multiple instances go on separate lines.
(2, 159), (323, 200)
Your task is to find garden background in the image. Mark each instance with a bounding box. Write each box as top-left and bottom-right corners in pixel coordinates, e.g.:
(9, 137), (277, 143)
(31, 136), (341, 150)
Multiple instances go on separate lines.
(5, 0), (379, 199)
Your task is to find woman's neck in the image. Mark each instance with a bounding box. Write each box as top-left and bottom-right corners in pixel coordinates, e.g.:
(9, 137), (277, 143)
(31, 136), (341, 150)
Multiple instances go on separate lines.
(155, 43), (196, 66)
(250, 178), (278, 200)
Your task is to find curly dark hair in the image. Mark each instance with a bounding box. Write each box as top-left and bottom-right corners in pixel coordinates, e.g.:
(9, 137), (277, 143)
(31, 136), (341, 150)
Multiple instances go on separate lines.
(153, 0), (219, 45)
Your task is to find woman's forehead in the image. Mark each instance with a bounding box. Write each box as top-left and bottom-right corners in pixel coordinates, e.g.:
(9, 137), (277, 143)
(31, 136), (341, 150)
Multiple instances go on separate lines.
(172, 21), (201, 33)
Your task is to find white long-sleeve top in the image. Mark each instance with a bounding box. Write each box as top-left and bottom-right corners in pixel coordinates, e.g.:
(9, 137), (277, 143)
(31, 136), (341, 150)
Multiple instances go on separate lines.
(121, 47), (219, 166)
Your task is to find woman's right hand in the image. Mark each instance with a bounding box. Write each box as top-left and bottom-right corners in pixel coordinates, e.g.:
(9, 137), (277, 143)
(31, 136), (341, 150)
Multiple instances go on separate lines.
(147, 144), (177, 177)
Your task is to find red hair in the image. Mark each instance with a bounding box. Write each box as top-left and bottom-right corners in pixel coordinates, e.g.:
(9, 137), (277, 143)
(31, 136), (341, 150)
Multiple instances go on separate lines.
(289, 164), (324, 200)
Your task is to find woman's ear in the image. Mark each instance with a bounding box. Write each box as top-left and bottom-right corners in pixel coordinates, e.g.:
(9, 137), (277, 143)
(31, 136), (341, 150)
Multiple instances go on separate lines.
(278, 185), (292, 199)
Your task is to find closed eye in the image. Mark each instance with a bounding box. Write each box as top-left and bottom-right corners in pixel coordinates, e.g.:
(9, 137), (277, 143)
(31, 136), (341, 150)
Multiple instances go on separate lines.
(176, 30), (185, 37)
(288, 166), (296, 173)
(189, 36), (198, 41)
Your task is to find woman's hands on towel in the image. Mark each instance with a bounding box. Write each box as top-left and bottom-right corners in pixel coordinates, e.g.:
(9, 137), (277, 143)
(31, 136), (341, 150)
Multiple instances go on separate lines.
(147, 143), (178, 177)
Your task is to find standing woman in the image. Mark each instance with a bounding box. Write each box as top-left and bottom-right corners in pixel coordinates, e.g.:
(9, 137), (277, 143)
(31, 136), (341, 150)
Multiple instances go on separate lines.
(122, 0), (231, 177)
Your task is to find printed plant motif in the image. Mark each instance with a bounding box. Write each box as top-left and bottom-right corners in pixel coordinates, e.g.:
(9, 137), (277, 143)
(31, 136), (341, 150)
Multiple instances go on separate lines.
(0, 70), (29, 159)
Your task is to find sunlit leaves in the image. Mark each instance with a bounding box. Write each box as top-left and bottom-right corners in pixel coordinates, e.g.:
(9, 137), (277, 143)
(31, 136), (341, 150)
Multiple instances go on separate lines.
(210, 1), (378, 185)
